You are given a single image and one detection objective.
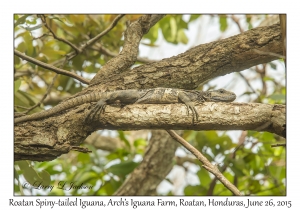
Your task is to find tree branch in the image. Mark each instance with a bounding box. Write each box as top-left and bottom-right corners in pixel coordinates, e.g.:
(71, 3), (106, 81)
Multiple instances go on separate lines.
(14, 49), (90, 84)
(40, 15), (81, 53)
(90, 14), (165, 84)
(23, 74), (58, 114)
(166, 130), (242, 196)
(65, 14), (125, 61)
(80, 23), (282, 92)
(207, 130), (247, 195)
(14, 102), (285, 161)
(114, 130), (178, 195)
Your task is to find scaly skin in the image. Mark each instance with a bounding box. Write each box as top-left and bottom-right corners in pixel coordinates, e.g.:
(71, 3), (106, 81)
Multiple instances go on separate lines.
(14, 88), (236, 124)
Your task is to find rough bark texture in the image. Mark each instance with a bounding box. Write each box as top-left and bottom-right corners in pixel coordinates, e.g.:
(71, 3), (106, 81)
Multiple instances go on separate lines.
(14, 102), (285, 161)
(114, 130), (179, 195)
(79, 24), (282, 94)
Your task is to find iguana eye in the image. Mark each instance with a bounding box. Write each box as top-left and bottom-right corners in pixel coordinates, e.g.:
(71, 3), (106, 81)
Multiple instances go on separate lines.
(219, 89), (224, 93)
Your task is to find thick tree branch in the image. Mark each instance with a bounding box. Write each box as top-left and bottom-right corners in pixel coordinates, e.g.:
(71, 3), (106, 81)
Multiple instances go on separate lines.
(14, 102), (285, 161)
(14, 50), (90, 84)
(90, 14), (165, 84)
(77, 24), (282, 94)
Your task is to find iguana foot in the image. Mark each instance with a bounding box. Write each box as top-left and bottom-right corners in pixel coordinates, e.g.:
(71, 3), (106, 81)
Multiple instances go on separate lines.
(84, 100), (107, 123)
(184, 102), (199, 124)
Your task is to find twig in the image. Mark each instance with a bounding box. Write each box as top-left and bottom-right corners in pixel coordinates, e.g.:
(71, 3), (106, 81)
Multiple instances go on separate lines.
(238, 72), (257, 94)
(67, 14), (125, 61)
(14, 105), (30, 110)
(24, 74), (58, 114)
(14, 49), (90, 84)
(166, 130), (242, 196)
(207, 131), (247, 195)
(271, 143), (286, 147)
(40, 15), (81, 53)
(45, 15), (125, 67)
(82, 15), (125, 52)
(231, 15), (244, 33)
(70, 146), (92, 153)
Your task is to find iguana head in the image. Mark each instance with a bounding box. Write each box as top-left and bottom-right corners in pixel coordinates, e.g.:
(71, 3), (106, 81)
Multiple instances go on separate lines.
(202, 89), (236, 102)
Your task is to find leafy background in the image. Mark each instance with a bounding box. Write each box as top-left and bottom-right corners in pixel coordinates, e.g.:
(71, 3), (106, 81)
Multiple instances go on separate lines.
(14, 14), (286, 195)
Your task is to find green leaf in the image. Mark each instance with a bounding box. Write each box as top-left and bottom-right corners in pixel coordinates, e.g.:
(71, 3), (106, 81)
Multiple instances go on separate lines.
(246, 16), (253, 29)
(230, 159), (245, 176)
(177, 29), (188, 44)
(38, 170), (51, 186)
(170, 17), (177, 42)
(269, 62), (277, 70)
(269, 94), (286, 101)
(14, 90), (43, 113)
(263, 76), (274, 82)
(178, 17), (188, 29)
(26, 18), (37, 25)
(118, 131), (131, 150)
(14, 15), (32, 28)
(14, 79), (21, 93)
(184, 185), (207, 195)
(219, 16), (228, 32)
(144, 23), (159, 44)
(48, 16), (74, 27)
(189, 15), (201, 23)
(243, 153), (255, 163)
(197, 169), (211, 187)
(23, 23), (44, 31)
(17, 161), (45, 186)
(260, 132), (274, 142)
(160, 16), (176, 43)
(107, 161), (139, 177)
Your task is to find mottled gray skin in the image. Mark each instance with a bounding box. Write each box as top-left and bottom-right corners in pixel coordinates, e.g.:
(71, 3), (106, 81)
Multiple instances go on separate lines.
(14, 88), (236, 124)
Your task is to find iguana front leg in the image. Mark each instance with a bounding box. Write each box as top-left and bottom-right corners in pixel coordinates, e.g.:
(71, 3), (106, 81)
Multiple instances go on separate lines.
(178, 92), (203, 123)
(85, 99), (107, 122)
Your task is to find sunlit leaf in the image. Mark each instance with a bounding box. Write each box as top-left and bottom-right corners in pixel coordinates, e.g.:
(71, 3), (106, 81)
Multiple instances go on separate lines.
(219, 16), (228, 32)
(14, 79), (21, 93)
(14, 14), (32, 28)
(189, 14), (201, 23)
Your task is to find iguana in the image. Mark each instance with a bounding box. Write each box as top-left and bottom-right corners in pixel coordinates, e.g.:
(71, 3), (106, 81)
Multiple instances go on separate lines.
(14, 88), (236, 124)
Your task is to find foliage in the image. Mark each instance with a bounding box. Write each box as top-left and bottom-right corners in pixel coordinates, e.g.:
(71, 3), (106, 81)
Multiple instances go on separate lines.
(14, 14), (285, 196)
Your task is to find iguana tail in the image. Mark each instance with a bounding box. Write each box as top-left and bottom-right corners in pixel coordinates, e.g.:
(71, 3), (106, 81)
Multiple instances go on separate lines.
(14, 92), (104, 124)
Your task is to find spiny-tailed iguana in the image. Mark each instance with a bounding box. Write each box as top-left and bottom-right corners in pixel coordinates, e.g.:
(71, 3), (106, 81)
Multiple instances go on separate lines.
(14, 88), (236, 124)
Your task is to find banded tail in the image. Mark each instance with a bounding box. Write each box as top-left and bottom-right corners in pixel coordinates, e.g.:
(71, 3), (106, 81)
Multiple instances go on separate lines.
(14, 92), (104, 124)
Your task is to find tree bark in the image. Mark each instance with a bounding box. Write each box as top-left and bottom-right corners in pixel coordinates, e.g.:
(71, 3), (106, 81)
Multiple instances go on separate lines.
(114, 130), (178, 195)
(82, 24), (282, 93)
(14, 102), (285, 161)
